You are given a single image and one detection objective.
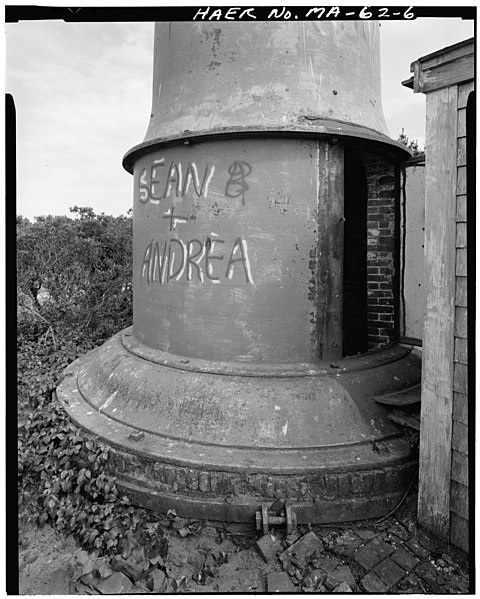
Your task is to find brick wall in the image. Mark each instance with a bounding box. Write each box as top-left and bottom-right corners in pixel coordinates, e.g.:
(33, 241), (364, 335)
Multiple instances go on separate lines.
(364, 155), (397, 350)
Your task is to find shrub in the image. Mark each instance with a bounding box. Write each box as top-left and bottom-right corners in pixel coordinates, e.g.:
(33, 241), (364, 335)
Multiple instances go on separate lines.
(17, 207), (154, 556)
(17, 206), (133, 343)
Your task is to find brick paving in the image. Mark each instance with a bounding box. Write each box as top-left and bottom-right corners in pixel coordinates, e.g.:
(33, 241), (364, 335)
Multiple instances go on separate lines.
(405, 535), (432, 559)
(20, 485), (471, 594)
(253, 485), (471, 593)
(354, 537), (396, 570)
(373, 558), (406, 588)
(361, 570), (389, 593)
(390, 547), (420, 571)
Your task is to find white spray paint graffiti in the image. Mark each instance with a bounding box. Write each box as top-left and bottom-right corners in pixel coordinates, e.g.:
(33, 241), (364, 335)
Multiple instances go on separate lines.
(141, 236), (254, 285)
(138, 160), (215, 204)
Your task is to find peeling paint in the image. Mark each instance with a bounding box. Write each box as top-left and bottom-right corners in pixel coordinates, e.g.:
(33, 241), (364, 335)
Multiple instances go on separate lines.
(99, 389), (118, 412)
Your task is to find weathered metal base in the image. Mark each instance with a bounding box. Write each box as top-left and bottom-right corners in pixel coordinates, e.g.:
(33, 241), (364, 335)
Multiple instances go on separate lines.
(57, 328), (420, 524)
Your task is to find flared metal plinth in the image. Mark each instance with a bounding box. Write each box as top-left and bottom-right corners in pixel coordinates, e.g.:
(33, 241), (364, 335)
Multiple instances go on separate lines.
(57, 328), (420, 524)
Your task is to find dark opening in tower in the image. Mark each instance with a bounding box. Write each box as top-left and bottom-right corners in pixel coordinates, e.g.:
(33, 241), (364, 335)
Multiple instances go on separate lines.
(343, 150), (368, 356)
(342, 150), (398, 356)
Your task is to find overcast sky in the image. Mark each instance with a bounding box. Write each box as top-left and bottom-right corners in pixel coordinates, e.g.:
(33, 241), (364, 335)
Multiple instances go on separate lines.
(6, 13), (474, 220)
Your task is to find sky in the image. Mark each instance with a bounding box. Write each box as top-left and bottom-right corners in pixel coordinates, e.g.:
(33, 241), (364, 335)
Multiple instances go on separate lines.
(6, 9), (475, 220)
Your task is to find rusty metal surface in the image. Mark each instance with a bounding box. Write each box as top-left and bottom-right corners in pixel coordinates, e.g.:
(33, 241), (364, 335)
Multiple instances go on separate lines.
(316, 142), (344, 360)
(122, 333), (413, 377)
(115, 480), (411, 525)
(146, 22), (388, 137)
(375, 384), (422, 406)
(133, 137), (343, 363)
(57, 330), (419, 522)
(123, 126), (410, 174)
(57, 20), (423, 524)
(59, 329), (420, 456)
(58, 351), (418, 524)
(123, 22), (409, 171)
(149, 23), (387, 140)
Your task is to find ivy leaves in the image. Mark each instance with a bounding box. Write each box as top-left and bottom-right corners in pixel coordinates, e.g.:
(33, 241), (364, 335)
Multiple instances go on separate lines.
(17, 207), (141, 556)
(17, 207), (178, 578)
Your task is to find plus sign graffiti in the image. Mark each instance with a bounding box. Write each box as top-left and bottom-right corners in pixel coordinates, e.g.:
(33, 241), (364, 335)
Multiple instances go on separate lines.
(162, 207), (188, 231)
(225, 161), (252, 205)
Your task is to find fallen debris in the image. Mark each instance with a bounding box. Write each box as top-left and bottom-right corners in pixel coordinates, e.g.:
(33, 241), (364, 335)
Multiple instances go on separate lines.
(280, 531), (324, 568)
(331, 529), (363, 556)
(111, 550), (147, 581)
(387, 520), (411, 541)
(146, 568), (166, 592)
(267, 571), (297, 593)
(284, 530), (301, 547)
(308, 568), (326, 588)
(95, 571), (133, 594)
(310, 553), (340, 573)
(325, 565), (356, 591)
(355, 528), (377, 542)
(19, 497), (471, 595)
(255, 533), (284, 563)
(333, 581), (353, 592)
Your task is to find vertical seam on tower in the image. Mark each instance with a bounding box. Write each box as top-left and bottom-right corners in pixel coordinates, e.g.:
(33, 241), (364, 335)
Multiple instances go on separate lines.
(316, 139), (321, 359)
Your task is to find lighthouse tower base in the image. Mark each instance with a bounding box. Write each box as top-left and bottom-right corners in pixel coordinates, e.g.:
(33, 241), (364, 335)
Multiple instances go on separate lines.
(57, 328), (420, 524)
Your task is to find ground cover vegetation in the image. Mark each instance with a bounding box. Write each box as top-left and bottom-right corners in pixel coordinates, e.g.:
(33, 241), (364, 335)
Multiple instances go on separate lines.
(17, 207), (182, 590)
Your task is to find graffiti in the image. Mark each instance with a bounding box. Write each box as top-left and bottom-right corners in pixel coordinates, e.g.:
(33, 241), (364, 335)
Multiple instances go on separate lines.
(225, 161), (252, 205)
(139, 157), (254, 207)
(163, 161), (183, 199)
(141, 236), (253, 285)
(139, 155), (255, 285)
(225, 238), (253, 282)
(163, 207), (188, 231)
(205, 234), (224, 282)
(138, 160), (215, 205)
